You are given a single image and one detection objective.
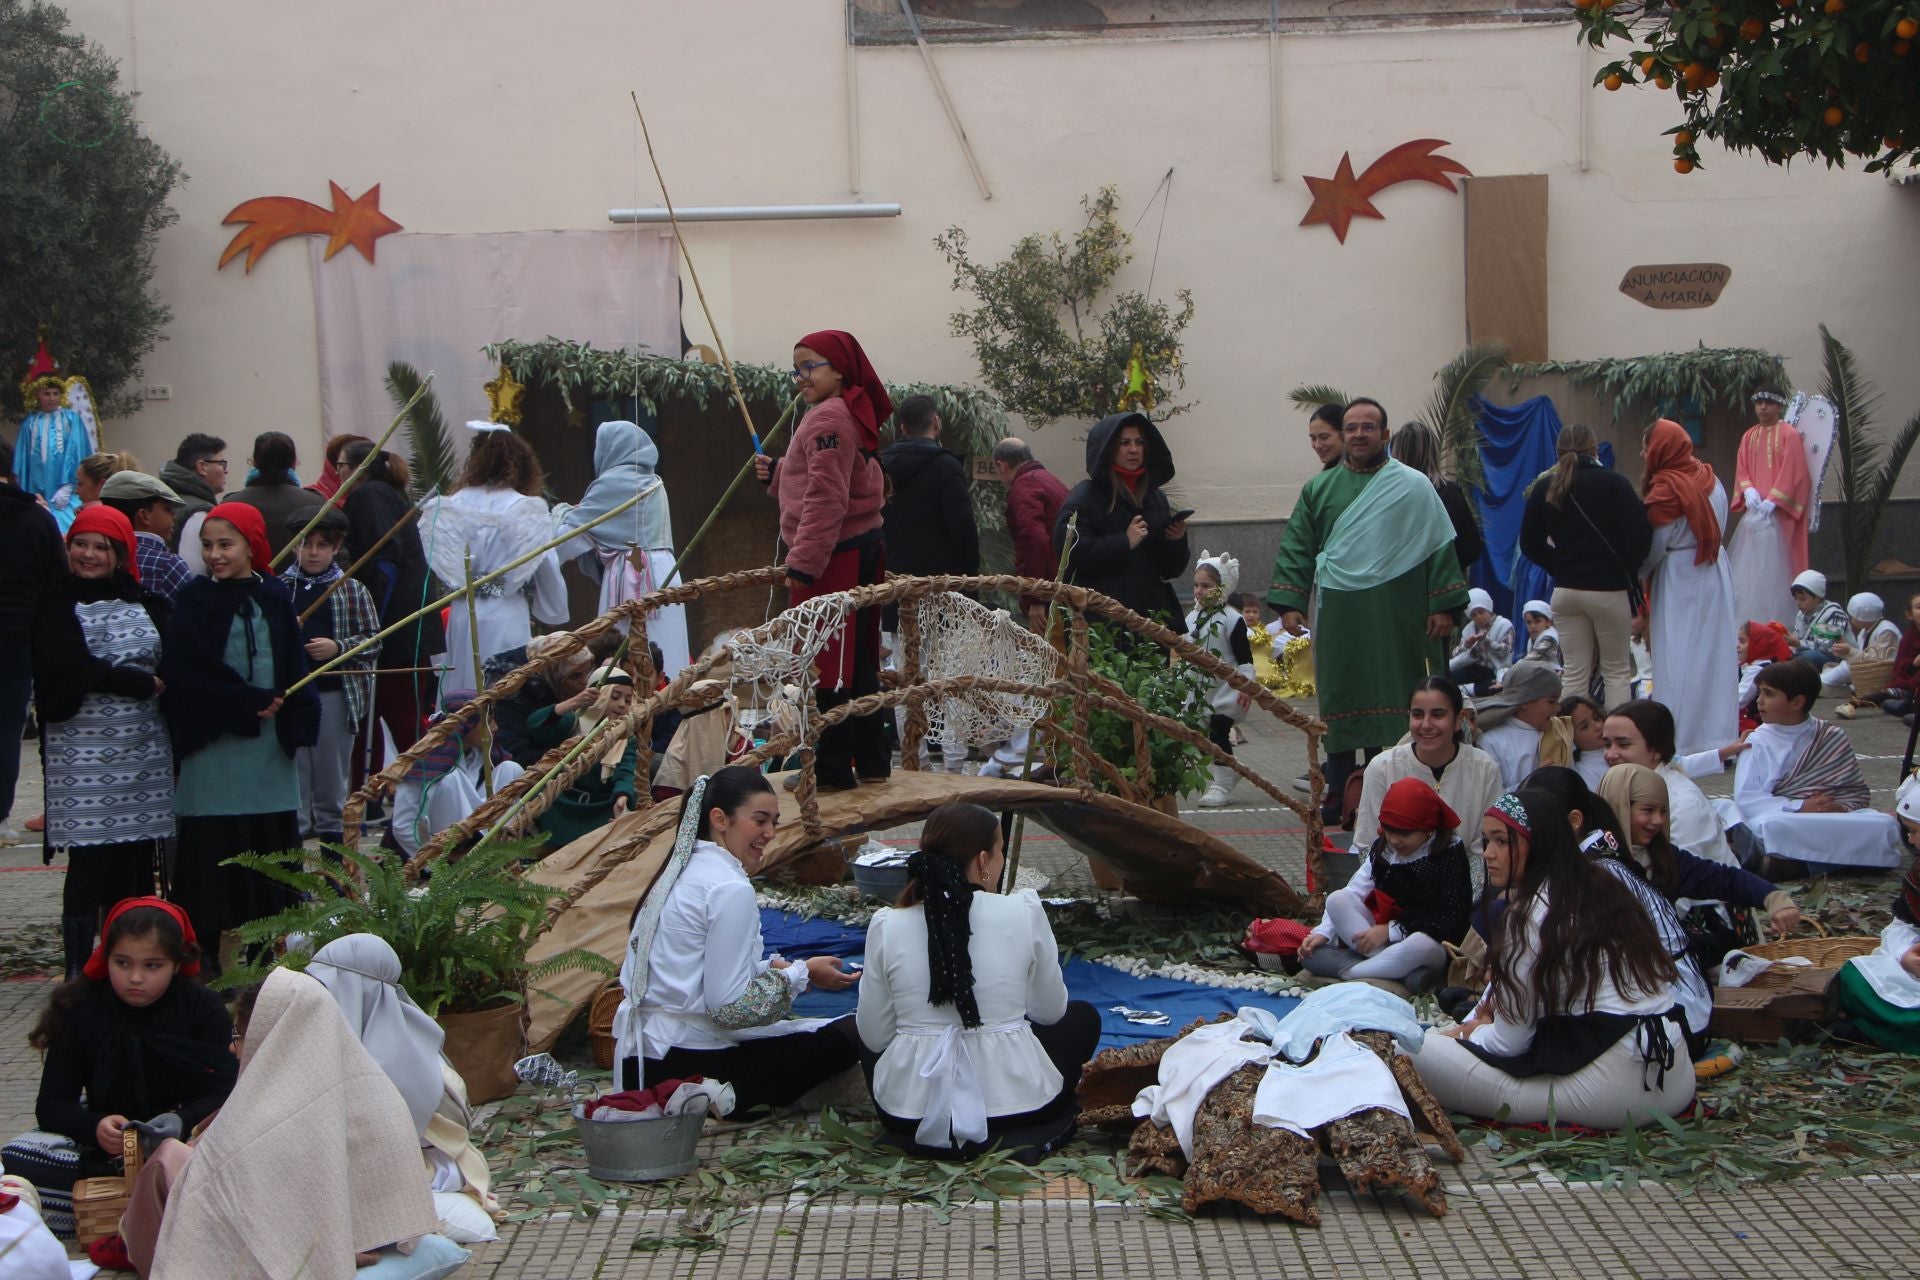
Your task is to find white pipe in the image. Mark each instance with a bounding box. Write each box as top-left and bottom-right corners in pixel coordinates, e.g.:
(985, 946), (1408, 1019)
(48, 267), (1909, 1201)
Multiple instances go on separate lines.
(608, 203), (902, 223)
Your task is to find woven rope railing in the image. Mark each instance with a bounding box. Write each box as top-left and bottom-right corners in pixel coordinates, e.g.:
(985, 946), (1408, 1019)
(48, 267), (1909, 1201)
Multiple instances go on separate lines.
(379, 569), (1328, 885)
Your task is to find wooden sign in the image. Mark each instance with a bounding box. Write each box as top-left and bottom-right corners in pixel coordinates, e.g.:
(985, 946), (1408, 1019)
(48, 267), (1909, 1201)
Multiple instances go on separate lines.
(970, 455), (1002, 483)
(1618, 263), (1731, 309)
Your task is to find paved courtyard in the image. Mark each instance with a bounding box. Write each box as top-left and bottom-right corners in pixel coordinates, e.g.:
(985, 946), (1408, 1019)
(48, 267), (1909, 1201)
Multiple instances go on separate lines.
(4, 694), (1920, 1277)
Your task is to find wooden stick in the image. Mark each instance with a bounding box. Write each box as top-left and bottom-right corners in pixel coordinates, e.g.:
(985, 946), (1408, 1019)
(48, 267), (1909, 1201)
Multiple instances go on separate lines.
(297, 505), (421, 624)
(270, 374), (431, 570)
(285, 481), (659, 696)
(629, 92), (764, 454)
(464, 550), (495, 798)
(650, 395), (801, 591)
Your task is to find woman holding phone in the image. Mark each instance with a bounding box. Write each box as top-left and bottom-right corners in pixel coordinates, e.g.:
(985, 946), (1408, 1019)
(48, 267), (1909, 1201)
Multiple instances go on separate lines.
(1052, 412), (1191, 636)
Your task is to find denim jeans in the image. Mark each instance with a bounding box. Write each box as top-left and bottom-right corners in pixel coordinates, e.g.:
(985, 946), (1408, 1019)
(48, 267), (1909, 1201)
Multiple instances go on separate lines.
(1793, 646), (1836, 668)
(0, 667), (30, 823)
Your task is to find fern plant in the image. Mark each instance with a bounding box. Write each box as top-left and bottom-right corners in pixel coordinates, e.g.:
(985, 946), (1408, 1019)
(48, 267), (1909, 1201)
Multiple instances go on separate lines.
(385, 360), (457, 497)
(221, 840), (613, 1017)
(1819, 324), (1920, 593)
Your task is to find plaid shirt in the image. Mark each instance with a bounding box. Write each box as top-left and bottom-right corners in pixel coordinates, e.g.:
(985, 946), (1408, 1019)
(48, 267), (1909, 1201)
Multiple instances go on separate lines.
(280, 566), (381, 730)
(134, 531), (195, 604)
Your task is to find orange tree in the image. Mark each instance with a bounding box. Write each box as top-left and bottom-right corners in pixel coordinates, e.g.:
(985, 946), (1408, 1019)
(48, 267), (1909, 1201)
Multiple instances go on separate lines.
(1574, 0), (1920, 172)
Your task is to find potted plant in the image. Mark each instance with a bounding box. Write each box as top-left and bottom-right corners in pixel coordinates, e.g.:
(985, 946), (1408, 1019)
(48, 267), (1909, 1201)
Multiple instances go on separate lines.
(225, 840), (613, 1102)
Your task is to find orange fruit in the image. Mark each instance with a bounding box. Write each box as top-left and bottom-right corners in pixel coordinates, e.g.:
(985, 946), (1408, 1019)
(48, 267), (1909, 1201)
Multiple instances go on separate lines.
(1825, 0), (1846, 11)
(1898, 38), (1914, 53)
(1857, 40), (1874, 59)
(1740, 16), (1766, 36)
(1641, 54), (1659, 72)
(1899, 16), (1919, 36)
(1707, 29), (1727, 46)
(1574, 0), (1596, 10)
(1657, 73), (1675, 87)
(1704, 69), (1721, 86)
(1824, 105), (1845, 125)
(1675, 157), (1696, 172)
(1605, 72), (1625, 90)
(1676, 128), (1696, 145)
(1886, 134), (1904, 147)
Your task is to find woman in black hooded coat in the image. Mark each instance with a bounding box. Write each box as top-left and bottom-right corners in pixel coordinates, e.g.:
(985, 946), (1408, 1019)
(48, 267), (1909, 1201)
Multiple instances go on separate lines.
(1051, 412), (1191, 634)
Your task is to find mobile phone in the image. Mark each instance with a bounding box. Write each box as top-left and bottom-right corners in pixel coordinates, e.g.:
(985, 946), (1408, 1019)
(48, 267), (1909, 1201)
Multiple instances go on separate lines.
(1169, 509), (1195, 523)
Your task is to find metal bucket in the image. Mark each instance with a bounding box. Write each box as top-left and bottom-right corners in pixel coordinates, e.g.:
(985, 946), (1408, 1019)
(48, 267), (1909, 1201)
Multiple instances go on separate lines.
(851, 860), (911, 902)
(575, 1106), (707, 1182)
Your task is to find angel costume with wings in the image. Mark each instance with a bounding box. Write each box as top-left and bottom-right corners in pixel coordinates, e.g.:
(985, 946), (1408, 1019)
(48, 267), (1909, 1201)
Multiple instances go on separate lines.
(418, 423), (569, 691)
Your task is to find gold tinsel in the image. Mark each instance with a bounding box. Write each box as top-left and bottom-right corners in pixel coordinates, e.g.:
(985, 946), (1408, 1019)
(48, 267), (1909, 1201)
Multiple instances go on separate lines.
(484, 363), (526, 426)
(1250, 626), (1315, 698)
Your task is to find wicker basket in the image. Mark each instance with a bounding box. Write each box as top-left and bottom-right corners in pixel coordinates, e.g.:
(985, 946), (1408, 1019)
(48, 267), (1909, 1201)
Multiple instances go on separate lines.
(1846, 655), (1895, 699)
(1740, 935), (1879, 990)
(588, 981), (622, 1071)
(72, 1126), (142, 1247)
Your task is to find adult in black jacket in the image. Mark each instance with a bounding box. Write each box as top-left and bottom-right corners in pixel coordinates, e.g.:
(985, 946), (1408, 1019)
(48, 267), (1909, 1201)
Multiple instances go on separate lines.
(217, 431), (323, 554)
(1519, 423), (1654, 708)
(0, 469), (67, 846)
(880, 395), (979, 631)
(1390, 421), (1484, 579)
(340, 443), (443, 776)
(1053, 412), (1191, 635)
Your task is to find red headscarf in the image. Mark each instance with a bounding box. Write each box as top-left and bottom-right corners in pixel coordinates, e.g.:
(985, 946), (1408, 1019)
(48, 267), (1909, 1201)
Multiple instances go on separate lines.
(1746, 619), (1792, 664)
(82, 896), (202, 980)
(797, 330), (894, 455)
(204, 501), (274, 572)
(1377, 776), (1461, 834)
(67, 504), (141, 583)
(1641, 419), (1722, 566)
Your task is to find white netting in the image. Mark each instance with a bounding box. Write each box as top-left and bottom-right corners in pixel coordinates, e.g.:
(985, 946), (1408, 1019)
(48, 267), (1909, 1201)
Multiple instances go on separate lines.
(915, 592), (1062, 746)
(723, 593), (854, 742)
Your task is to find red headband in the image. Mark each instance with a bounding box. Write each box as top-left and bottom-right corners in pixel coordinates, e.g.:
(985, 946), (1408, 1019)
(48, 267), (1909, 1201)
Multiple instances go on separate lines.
(82, 897), (201, 981)
(204, 501), (274, 572)
(1377, 777), (1459, 834)
(67, 505), (141, 583)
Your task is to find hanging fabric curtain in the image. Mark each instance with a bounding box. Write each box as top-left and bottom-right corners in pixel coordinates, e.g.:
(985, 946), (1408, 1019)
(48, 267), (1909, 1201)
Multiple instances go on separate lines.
(1470, 395), (1564, 619)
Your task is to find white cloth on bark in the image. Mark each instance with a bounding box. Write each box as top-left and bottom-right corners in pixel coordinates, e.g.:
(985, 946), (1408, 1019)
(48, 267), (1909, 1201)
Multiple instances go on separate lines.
(1249, 1031), (1408, 1139)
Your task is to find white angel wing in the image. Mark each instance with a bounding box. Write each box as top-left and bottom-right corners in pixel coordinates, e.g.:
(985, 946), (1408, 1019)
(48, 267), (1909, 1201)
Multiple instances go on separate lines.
(62, 377), (99, 456)
(1790, 394), (1838, 532)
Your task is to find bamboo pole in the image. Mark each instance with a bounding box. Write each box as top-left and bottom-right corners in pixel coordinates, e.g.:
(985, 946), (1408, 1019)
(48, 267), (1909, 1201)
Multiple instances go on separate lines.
(650, 395), (800, 591)
(463, 550), (494, 798)
(1003, 516), (1075, 890)
(284, 481), (660, 696)
(270, 374), (432, 570)
(296, 505), (421, 624)
(470, 710), (628, 856)
(629, 92), (764, 455)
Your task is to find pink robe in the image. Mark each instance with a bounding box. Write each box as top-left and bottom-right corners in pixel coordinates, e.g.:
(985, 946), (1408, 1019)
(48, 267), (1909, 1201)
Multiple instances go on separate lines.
(1731, 421), (1811, 575)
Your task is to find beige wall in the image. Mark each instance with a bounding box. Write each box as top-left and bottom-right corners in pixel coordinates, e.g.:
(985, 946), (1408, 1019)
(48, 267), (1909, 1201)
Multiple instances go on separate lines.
(70, 1), (1920, 516)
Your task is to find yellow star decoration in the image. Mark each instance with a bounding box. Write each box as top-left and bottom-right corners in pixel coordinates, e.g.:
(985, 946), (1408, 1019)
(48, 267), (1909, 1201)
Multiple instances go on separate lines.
(484, 363), (525, 426)
(1117, 343), (1155, 413)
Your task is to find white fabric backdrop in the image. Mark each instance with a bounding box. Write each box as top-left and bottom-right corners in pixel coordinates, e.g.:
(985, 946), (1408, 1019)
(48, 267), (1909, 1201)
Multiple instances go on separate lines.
(309, 229), (680, 448)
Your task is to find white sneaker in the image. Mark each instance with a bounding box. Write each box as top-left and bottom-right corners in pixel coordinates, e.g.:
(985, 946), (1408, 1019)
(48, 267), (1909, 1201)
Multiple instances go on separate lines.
(1290, 775), (1310, 794)
(0, 821), (18, 846)
(1198, 764), (1238, 809)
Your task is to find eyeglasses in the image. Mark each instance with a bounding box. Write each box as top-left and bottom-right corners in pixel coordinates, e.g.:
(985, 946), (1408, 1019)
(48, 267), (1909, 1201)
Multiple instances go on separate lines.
(789, 360), (832, 381)
(202, 458), (230, 470)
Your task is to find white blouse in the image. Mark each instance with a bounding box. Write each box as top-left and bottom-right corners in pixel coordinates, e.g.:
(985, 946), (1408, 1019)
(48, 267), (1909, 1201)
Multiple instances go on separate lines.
(1480, 721), (1543, 791)
(857, 889), (1069, 1136)
(635, 842), (809, 1059)
(1352, 742), (1505, 855)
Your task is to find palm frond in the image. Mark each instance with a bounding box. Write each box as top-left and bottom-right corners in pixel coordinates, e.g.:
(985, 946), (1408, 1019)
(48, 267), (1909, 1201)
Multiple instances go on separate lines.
(1287, 384), (1350, 412)
(1423, 340), (1508, 491)
(1821, 324), (1886, 589)
(386, 360), (456, 497)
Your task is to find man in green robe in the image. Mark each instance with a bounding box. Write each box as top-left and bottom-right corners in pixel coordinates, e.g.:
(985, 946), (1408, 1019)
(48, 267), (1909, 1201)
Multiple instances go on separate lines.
(1267, 399), (1469, 821)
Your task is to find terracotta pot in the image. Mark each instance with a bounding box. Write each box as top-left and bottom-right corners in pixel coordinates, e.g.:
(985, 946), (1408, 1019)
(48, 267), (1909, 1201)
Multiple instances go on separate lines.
(438, 998), (528, 1103)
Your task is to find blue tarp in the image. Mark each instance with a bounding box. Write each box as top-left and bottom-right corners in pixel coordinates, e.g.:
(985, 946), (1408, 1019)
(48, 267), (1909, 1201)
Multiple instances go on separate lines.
(776, 902), (1304, 1053)
(1471, 395), (1563, 619)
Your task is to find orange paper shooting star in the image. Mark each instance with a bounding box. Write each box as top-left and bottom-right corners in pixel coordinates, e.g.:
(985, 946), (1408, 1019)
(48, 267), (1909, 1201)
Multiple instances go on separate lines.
(218, 181), (403, 273)
(1299, 141), (1470, 244)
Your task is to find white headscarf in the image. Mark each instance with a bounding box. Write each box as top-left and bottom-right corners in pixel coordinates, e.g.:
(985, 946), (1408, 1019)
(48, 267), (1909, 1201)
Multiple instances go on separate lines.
(307, 934), (448, 1139)
(555, 420), (672, 556)
(1847, 592), (1885, 623)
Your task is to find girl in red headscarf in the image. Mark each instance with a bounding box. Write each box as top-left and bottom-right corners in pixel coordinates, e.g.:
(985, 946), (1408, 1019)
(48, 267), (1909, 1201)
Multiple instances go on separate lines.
(1639, 420), (1738, 757)
(32, 505), (174, 980)
(1297, 776), (1473, 989)
(160, 503), (320, 971)
(752, 331), (894, 790)
(2, 898), (235, 1240)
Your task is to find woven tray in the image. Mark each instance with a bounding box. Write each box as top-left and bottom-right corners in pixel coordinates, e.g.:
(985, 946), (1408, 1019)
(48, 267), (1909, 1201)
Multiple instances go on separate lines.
(1847, 655), (1894, 699)
(72, 1125), (142, 1247)
(588, 981), (622, 1071)
(1739, 935), (1879, 990)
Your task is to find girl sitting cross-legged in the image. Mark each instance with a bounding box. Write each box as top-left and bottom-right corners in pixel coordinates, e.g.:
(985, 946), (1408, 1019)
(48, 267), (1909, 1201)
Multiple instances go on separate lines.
(1298, 777), (1473, 992)
(1412, 788), (1695, 1130)
(856, 802), (1099, 1161)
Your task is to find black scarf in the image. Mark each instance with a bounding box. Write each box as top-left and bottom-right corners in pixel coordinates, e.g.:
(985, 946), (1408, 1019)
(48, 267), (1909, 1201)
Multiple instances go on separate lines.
(907, 851), (982, 1028)
(159, 571), (320, 762)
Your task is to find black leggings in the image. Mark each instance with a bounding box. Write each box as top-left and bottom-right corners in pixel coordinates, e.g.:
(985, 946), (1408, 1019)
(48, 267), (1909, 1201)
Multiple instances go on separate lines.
(861, 1000), (1102, 1156)
(624, 1015), (862, 1112)
(1208, 714), (1235, 757)
(62, 839), (160, 918)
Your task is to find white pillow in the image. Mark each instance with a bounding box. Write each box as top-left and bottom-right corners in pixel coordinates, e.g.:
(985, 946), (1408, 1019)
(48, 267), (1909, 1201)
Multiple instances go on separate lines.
(353, 1234), (472, 1280)
(432, 1190), (500, 1244)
